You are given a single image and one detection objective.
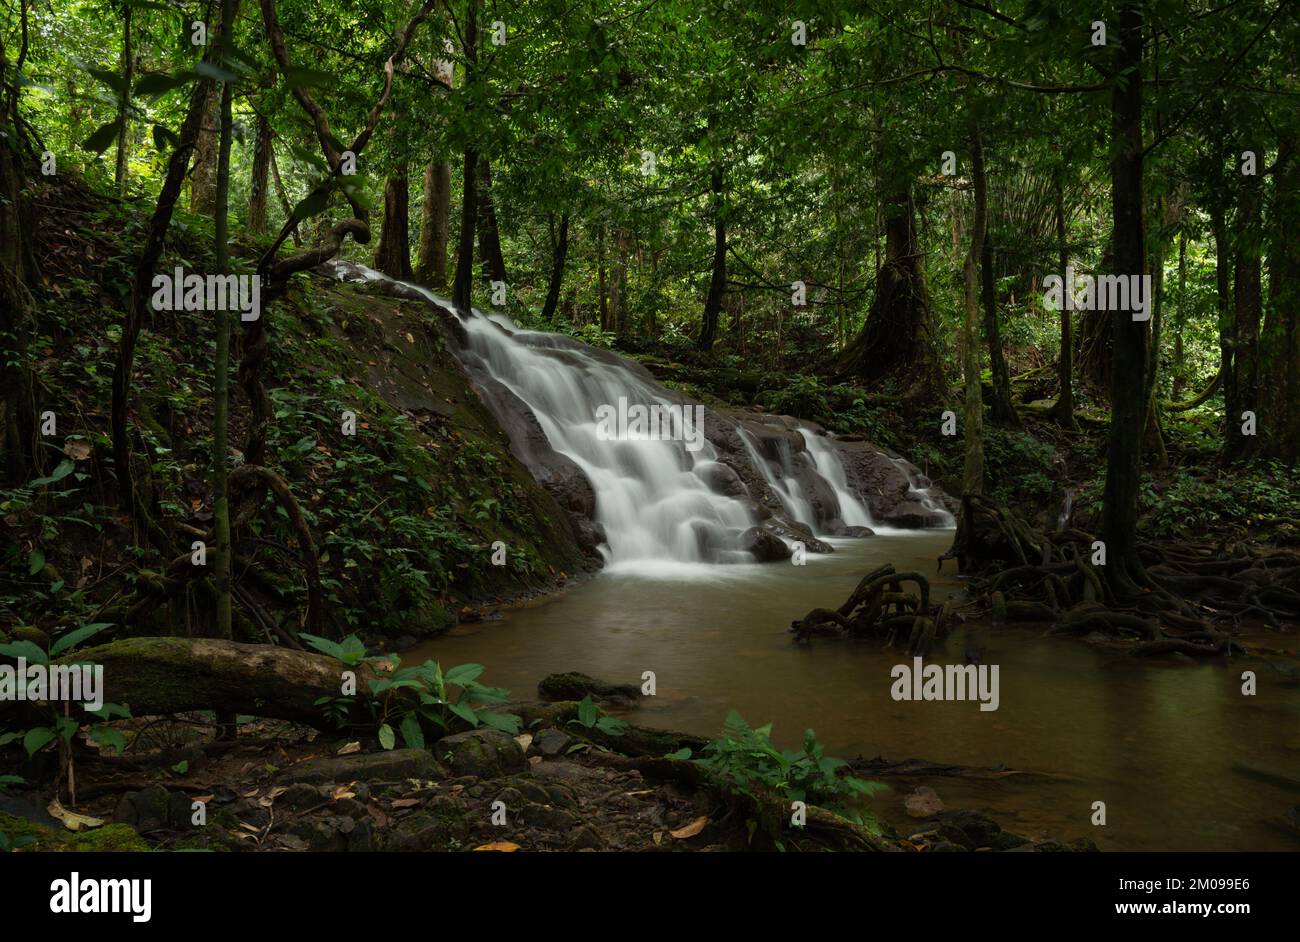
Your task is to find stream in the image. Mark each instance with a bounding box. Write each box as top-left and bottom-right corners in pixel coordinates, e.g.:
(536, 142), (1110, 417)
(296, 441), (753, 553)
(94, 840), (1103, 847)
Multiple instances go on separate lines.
(416, 530), (1300, 851)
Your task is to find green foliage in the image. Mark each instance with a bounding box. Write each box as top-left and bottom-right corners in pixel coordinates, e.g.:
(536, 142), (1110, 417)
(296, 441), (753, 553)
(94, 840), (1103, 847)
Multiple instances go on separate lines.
(567, 694), (629, 736)
(304, 633), (521, 748)
(672, 711), (886, 828)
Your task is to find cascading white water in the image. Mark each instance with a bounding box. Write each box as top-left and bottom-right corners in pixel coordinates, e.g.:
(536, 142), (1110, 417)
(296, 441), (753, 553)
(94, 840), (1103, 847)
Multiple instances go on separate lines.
(330, 262), (899, 562)
(736, 426), (816, 530)
(887, 456), (956, 528)
(798, 429), (875, 529)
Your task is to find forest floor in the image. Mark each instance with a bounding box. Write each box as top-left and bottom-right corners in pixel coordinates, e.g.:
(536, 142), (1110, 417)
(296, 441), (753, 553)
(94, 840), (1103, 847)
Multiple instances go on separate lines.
(0, 686), (1096, 854)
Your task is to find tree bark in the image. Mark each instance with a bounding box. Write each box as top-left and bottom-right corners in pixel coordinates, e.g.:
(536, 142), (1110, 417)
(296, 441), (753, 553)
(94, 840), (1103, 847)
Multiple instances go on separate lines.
(698, 149), (726, 351)
(1048, 175), (1078, 429)
(414, 47), (453, 288)
(1099, 3), (1149, 595)
(961, 131), (988, 497)
(114, 6), (132, 196)
(1227, 176), (1262, 462)
(1260, 137), (1300, 463)
(541, 212), (570, 322)
(476, 156), (507, 284)
(374, 167), (413, 280)
(248, 113), (272, 233)
(834, 188), (942, 398)
(450, 0), (479, 313)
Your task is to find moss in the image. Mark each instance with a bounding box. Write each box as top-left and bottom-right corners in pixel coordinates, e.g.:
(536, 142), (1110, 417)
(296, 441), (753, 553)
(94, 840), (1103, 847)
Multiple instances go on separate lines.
(0, 812), (154, 852)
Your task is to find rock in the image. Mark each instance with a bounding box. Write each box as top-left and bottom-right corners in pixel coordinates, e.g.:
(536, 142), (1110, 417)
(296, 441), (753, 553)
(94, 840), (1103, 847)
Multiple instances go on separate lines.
(522, 804), (578, 831)
(537, 671), (641, 705)
(280, 748), (442, 785)
(935, 809), (1028, 851)
(436, 729), (527, 778)
(841, 525), (875, 537)
(904, 786), (945, 818)
(532, 727), (573, 757)
(570, 825), (603, 850)
(113, 785), (195, 831)
(739, 526), (792, 562)
(278, 783), (325, 811)
(696, 460), (748, 498)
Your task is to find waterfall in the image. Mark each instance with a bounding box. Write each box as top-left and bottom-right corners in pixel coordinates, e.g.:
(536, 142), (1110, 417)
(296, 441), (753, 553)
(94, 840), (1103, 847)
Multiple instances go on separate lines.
(328, 262), (928, 563)
(886, 457), (956, 528)
(798, 429), (875, 529)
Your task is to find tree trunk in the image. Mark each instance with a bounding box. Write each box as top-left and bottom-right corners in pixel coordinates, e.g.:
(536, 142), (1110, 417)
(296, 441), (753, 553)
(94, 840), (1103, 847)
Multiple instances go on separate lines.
(698, 152), (726, 352)
(961, 131), (988, 497)
(374, 167), (413, 280)
(541, 213), (570, 322)
(834, 188), (942, 397)
(1260, 137), (1300, 463)
(212, 0), (236, 643)
(450, 0), (478, 313)
(1099, 3), (1149, 595)
(610, 228), (629, 335)
(1048, 175), (1078, 429)
(189, 74), (220, 216)
(476, 157), (507, 285)
(1212, 206), (1234, 441)
(114, 7), (132, 196)
(0, 33), (39, 485)
(416, 161), (451, 287)
(1171, 231), (1187, 398)
(248, 113), (272, 233)
(597, 224), (609, 331)
(1227, 177), (1262, 462)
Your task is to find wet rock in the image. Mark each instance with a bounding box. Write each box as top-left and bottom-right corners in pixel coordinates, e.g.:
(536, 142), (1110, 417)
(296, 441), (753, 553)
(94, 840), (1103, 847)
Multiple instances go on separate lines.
(279, 748), (442, 785)
(904, 786), (945, 818)
(935, 809), (1028, 851)
(841, 525), (875, 537)
(538, 671), (641, 706)
(739, 526), (792, 562)
(278, 783), (325, 811)
(436, 729), (527, 778)
(522, 804), (578, 831)
(697, 460), (748, 498)
(570, 825), (603, 850)
(532, 727), (573, 757)
(114, 785), (196, 831)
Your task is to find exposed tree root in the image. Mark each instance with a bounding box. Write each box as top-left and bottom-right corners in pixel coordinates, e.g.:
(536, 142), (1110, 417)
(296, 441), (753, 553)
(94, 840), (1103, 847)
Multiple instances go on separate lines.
(790, 564), (946, 656)
(941, 494), (1299, 654)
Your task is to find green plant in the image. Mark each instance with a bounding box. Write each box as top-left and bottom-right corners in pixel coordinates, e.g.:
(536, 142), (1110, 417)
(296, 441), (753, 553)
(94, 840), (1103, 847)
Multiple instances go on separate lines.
(671, 711), (886, 828)
(566, 695), (629, 736)
(301, 633), (521, 749)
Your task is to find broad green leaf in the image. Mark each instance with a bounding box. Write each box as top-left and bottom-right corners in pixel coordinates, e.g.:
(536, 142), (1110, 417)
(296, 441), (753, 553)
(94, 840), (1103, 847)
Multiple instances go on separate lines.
(49, 622), (113, 657)
(377, 723), (396, 750)
(27, 549), (45, 575)
(23, 727), (56, 756)
(399, 713), (425, 750)
(0, 640), (48, 665)
(81, 121), (124, 155)
(29, 459), (76, 487)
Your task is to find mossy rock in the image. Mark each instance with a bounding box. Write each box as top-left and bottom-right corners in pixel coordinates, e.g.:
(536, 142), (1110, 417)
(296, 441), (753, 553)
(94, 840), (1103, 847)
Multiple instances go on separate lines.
(0, 811), (153, 852)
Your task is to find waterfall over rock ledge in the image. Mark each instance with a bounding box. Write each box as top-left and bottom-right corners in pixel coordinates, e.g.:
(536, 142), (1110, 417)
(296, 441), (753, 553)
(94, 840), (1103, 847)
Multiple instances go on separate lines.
(329, 261), (955, 565)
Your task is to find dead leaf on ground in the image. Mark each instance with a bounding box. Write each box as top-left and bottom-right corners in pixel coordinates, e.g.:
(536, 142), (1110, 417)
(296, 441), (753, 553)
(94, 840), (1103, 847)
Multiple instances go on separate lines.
(390, 798), (422, 809)
(904, 786), (945, 818)
(669, 816), (709, 840)
(515, 733), (533, 751)
(47, 799), (104, 832)
(472, 841), (520, 852)
(337, 741), (362, 755)
(367, 803), (390, 828)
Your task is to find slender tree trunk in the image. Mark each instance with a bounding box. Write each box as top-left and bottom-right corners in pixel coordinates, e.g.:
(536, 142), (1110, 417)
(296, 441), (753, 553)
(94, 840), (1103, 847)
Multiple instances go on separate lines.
(114, 6), (132, 196)
(541, 213), (570, 322)
(417, 161), (451, 287)
(248, 113), (272, 233)
(1171, 231), (1187, 398)
(961, 131), (988, 497)
(610, 228), (629, 335)
(1212, 206), (1234, 441)
(1228, 178), (1262, 462)
(1049, 175), (1078, 429)
(374, 167), (413, 280)
(597, 224), (608, 331)
(212, 0), (236, 645)
(450, 0), (479, 313)
(269, 145), (300, 246)
(1261, 138), (1300, 463)
(1099, 3), (1149, 594)
(190, 77), (220, 215)
(414, 49), (453, 288)
(698, 162), (726, 351)
(476, 156), (507, 284)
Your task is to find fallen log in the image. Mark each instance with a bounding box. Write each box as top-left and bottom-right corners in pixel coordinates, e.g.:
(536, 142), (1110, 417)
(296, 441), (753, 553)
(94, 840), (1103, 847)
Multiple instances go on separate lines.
(7, 638), (384, 730)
